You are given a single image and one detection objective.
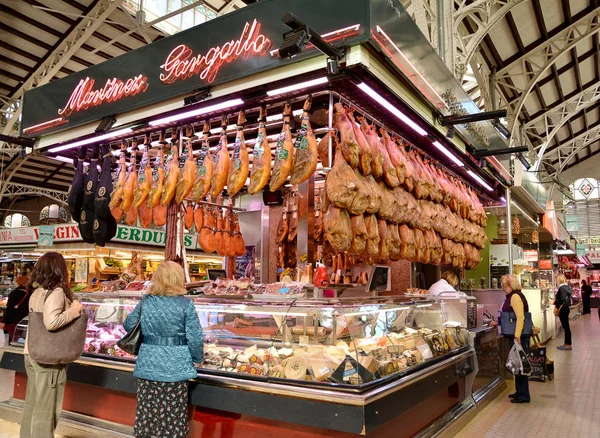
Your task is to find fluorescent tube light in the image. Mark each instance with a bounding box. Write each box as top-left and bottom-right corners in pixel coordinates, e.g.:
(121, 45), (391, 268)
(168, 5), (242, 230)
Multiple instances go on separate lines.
(432, 141), (463, 167)
(149, 99), (244, 126)
(553, 249), (574, 255)
(266, 77), (328, 97)
(48, 127), (133, 153)
(467, 170), (494, 192)
(356, 83), (427, 136)
(500, 196), (506, 202)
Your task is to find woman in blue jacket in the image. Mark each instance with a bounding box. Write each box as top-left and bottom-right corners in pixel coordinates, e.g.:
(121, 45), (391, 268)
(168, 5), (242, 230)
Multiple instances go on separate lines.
(124, 261), (203, 438)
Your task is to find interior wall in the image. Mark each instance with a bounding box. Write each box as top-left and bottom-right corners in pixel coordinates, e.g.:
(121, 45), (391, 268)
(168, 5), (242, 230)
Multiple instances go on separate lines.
(465, 214), (498, 286)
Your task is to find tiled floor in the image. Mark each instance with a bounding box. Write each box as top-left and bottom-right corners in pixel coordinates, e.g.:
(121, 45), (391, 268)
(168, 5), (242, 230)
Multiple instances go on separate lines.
(0, 419), (66, 438)
(456, 312), (600, 438)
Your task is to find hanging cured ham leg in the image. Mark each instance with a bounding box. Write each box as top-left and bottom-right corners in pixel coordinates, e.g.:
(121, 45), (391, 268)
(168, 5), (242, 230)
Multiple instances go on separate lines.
(248, 107), (272, 195)
(211, 116), (230, 198)
(358, 116), (383, 178)
(190, 123), (214, 203)
(148, 132), (166, 209)
(175, 127), (197, 203)
(269, 103), (294, 191)
(133, 135), (153, 209)
(110, 143), (128, 221)
(199, 205), (216, 253)
(193, 204), (203, 232)
(227, 110), (249, 197)
(121, 141), (138, 211)
(160, 129), (180, 206)
(346, 108), (372, 176)
(333, 103), (359, 168)
(290, 95), (318, 185)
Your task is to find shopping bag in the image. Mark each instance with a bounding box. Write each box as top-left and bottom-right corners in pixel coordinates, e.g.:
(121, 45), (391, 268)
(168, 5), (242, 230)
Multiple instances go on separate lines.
(0, 329), (6, 348)
(505, 343), (532, 376)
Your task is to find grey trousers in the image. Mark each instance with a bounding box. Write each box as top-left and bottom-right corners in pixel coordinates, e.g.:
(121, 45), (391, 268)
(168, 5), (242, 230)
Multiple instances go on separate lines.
(20, 354), (67, 438)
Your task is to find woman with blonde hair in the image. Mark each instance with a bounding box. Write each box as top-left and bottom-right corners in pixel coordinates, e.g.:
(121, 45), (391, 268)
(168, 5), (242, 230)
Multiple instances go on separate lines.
(124, 261), (203, 438)
(491, 274), (531, 403)
(555, 273), (572, 350)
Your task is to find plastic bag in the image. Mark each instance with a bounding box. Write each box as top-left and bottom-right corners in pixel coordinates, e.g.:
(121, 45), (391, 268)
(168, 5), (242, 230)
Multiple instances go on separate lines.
(505, 342), (532, 376)
(0, 330), (6, 348)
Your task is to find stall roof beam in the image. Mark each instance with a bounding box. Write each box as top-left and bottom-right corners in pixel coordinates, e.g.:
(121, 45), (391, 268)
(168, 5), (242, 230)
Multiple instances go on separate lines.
(1, 0), (121, 137)
(495, 8), (600, 147)
(218, 0), (245, 16)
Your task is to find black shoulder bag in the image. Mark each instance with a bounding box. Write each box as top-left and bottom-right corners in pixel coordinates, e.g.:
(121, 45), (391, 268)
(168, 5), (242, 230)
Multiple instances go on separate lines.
(118, 297), (145, 355)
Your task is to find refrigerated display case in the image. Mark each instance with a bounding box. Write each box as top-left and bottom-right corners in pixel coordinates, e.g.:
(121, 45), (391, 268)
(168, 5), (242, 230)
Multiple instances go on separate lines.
(4, 293), (476, 435)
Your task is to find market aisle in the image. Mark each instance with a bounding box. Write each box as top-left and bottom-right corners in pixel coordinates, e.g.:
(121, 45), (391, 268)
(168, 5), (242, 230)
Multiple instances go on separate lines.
(456, 313), (600, 437)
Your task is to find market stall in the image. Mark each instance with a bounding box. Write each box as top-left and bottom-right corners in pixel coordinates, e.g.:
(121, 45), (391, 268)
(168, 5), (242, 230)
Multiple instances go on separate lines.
(0, 0), (508, 436)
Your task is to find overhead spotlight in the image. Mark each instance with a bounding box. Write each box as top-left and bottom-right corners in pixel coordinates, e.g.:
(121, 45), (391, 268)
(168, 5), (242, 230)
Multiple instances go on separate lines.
(279, 12), (345, 74)
(95, 115), (117, 134)
(493, 118), (511, 140)
(516, 152), (531, 170)
(184, 88), (211, 106)
(446, 126), (455, 139)
(278, 27), (310, 59)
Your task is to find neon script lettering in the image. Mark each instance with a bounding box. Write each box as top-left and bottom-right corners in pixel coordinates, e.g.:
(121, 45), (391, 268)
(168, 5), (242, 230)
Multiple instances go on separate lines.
(58, 75), (149, 117)
(160, 19), (271, 85)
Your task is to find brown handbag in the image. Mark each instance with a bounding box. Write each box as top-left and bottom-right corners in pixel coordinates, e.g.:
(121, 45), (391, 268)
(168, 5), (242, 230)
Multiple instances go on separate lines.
(553, 304), (564, 317)
(27, 290), (87, 365)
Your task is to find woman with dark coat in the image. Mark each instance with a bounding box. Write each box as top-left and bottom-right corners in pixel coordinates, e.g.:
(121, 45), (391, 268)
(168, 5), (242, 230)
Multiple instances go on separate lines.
(555, 274), (573, 350)
(0, 276), (30, 342)
(581, 280), (592, 315)
(491, 274), (531, 403)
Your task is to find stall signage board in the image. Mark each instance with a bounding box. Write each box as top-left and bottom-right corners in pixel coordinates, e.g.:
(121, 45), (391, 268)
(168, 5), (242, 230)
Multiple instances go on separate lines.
(566, 215), (579, 232)
(0, 224), (81, 245)
(576, 244), (586, 257)
(38, 225), (55, 247)
(114, 225), (198, 249)
(539, 259), (552, 270)
(577, 237), (600, 245)
(586, 253), (600, 264)
(524, 250), (538, 262)
(21, 0), (370, 137)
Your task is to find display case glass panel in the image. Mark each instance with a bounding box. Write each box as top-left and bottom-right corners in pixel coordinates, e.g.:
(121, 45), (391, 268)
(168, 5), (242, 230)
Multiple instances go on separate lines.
(11, 294), (471, 389)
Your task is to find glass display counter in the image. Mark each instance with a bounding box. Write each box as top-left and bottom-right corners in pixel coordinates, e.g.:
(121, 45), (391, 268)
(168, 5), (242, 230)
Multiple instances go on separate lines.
(12, 294), (471, 389)
(4, 293), (476, 436)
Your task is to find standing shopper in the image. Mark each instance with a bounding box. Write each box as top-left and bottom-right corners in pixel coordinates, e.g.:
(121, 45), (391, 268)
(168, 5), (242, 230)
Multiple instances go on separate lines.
(0, 276), (30, 342)
(581, 280), (593, 315)
(20, 253), (83, 438)
(125, 261), (203, 438)
(492, 275), (531, 403)
(555, 274), (573, 350)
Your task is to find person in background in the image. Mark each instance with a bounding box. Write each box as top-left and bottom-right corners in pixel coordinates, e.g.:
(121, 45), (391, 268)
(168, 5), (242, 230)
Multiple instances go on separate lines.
(21, 253), (83, 438)
(125, 261), (203, 438)
(429, 271), (459, 296)
(0, 276), (30, 343)
(555, 274), (573, 350)
(581, 279), (592, 315)
(490, 274), (530, 403)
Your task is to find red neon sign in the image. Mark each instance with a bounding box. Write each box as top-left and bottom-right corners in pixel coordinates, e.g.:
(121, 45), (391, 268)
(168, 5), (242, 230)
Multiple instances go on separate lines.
(58, 74), (149, 117)
(160, 19), (272, 85)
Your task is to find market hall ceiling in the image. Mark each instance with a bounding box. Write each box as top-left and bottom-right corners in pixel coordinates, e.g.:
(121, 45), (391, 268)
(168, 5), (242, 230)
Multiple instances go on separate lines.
(0, 0), (247, 192)
(441, 0), (600, 181)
